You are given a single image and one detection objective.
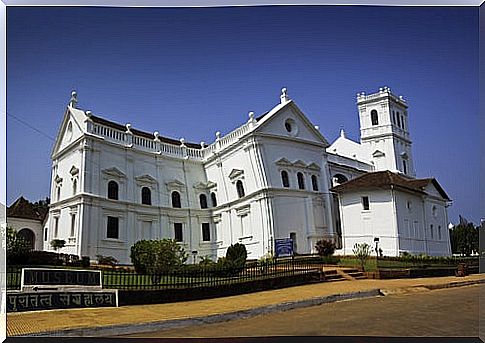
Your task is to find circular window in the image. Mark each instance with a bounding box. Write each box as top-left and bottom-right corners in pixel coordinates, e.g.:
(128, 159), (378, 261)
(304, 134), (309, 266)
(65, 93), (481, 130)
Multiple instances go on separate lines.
(285, 122), (292, 132)
(284, 119), (298, 136)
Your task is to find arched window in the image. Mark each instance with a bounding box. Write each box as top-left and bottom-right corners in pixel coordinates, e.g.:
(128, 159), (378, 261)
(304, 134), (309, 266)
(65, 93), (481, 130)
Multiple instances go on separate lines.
(403, 159), (408, 174)
(18, 228), (35, 250)
(396, 113), (401, 128)
(107, 181), (119, 200)
(211, 192), (218, 207)
(311, 175), (319, 191)
(297, 172), (305, 190)
(281, 170), (290, 188)
(333, 174), (349, 186)
(171, 191), (181, 208)
(236, 180), (245, 198)
(199, 194), (208, 209)
(72, 179), (77, 195)
(141, 187), (151, 205)
(371, 110), (379, 126)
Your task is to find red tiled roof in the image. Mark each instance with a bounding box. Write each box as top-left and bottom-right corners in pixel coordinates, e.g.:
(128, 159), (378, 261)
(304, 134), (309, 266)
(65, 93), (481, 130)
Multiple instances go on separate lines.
(330, 170), (450, 201)
(7, 197), (45, 221)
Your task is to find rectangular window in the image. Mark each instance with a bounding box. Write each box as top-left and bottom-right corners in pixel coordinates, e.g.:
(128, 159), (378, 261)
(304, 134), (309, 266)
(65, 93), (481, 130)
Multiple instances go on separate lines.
(70, 214), (76, 237)
(44, 227), (48, 241)
(202, 223), (210, 242)
(413, 221), (419, 238)
(362, 196), (370, 210)
(54, 217), (59, 237)
(174, 223), (183, 242)
(107, 216), (119, 239)
(430, 224), (434, 239)
(438, 225), (442, 240)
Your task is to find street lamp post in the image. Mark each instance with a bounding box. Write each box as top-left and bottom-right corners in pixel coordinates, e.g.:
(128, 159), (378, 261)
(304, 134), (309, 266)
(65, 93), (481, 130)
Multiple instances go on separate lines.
(192, 250), (198, 264)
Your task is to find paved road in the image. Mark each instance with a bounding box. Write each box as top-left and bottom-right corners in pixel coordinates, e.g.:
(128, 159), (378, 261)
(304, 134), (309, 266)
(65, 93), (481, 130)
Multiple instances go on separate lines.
(122, 285), (482, 338)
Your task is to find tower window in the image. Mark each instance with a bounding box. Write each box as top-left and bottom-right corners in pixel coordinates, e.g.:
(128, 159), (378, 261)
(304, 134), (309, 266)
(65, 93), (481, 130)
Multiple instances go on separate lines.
(199, 194), (208, 209)
(236, 180), (245, 198)
(311, 175), (319, 191)
(174, 223), (183, 242)
(141, 187), (151, 205)
(297, 172), (305, 190)
(281, 170), (290, 188)
(202, 223), (210, 242)
(403, 159), (408, 174)
(430, 224), (434, 239)
(401, 115), (405, 130)
(392, 111), (396, 124)
(396, 112), (401, 128)
(171, 191), (181, 208)
(371, 110), (379, 126)
(211, 192), (217, 207)
(72, 179), (77, 195)
(107, 216), (119, 239)
(108, 181), (119, 200)
(362, 196), (370, 210)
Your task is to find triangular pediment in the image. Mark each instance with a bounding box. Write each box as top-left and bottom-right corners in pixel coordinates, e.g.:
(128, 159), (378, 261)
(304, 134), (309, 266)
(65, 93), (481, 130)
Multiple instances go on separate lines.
(193, 181), (218, 190)
(275, 158), (293, 167)
(102, 167), (126, 179)
(293, 160), (307, 168)
(372, 150), (385, 158)
(52, 107), (88, 158)
(307, 162), (321, 171)
(54, 175), (63, 183)
(166, 179), (185, 189)
(135, 174), (158, 185)
(254, 101), (329, 147)
(228, 169), (244, 180)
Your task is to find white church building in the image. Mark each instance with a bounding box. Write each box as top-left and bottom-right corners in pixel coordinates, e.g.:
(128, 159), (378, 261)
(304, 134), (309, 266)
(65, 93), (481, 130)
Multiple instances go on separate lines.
(42, 86), (452, 263)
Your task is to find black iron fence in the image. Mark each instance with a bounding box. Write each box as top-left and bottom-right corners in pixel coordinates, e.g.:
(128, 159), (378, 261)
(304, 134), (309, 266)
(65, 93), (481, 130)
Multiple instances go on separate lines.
(6, 257), (323, 291)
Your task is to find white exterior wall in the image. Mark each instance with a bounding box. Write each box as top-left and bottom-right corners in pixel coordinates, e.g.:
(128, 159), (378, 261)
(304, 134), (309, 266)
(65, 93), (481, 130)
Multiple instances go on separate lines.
(336, 189), (399, 256)
(43, 89), (451, 263)
(7, 217), (44, 251)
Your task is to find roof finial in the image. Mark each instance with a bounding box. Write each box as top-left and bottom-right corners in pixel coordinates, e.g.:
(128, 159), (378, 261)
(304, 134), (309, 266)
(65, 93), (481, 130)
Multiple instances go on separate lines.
(69, 90), (78, 108)
(340, 127), (346, 138)
(280, 87), (289, 104)
(180, 138), (186, 147)
(125, 123), (132, 133)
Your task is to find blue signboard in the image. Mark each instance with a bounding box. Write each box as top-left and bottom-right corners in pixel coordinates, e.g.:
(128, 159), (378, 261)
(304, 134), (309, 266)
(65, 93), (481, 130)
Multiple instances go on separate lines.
(275, 238), (294, 257)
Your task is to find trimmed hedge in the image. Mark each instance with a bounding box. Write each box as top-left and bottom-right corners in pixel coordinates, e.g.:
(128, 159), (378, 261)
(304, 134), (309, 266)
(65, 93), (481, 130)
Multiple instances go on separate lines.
(7, 250), (84, 267)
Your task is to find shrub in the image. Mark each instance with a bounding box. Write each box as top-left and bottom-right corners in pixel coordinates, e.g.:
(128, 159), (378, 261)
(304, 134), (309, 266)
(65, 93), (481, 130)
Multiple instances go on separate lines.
(315, 239), (336, 257)
(81, 256), (91, 268)
(225, 243), (247, 269)
(96, 255), (118, 267)
(6, 227), (32, 264)
(50, 239), (66, 252)
(198, 255), (215, 266)
(130, 239), (188, 278)
(352, 243), (372, 271)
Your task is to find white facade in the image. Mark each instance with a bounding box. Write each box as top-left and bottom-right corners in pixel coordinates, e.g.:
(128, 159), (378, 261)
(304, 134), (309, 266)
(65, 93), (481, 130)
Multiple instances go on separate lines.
(44, 87), (452, 263)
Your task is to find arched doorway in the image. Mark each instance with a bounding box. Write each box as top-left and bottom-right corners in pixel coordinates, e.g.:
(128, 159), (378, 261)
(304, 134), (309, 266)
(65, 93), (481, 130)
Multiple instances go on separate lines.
(18, 228), (35, 250)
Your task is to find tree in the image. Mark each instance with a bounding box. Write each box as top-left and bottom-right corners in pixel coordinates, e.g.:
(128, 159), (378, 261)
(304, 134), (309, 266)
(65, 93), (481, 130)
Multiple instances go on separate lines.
(130, 239), (188, 282)
(32, 197), (50, 218)
(352, 243), (372, 271)
(50, 239), (66, 252)
(315, 239), (336, 257)
(450, 218), (479, 256)
(225, 243), (247, 269)
(6, 226), (31, 256)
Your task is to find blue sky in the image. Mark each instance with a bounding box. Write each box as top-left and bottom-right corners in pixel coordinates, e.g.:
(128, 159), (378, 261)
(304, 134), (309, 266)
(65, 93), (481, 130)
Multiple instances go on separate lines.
(7, 6), (480, 224)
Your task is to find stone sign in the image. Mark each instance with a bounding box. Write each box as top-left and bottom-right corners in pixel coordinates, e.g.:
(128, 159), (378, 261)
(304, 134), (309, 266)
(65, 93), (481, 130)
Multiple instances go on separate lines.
(7, 291), (118, 312)
(21, 268), (102, 290)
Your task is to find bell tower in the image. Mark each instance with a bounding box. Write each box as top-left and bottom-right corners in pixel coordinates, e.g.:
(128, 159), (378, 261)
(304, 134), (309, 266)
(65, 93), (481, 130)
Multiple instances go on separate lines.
(356, 86), (415, 177)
